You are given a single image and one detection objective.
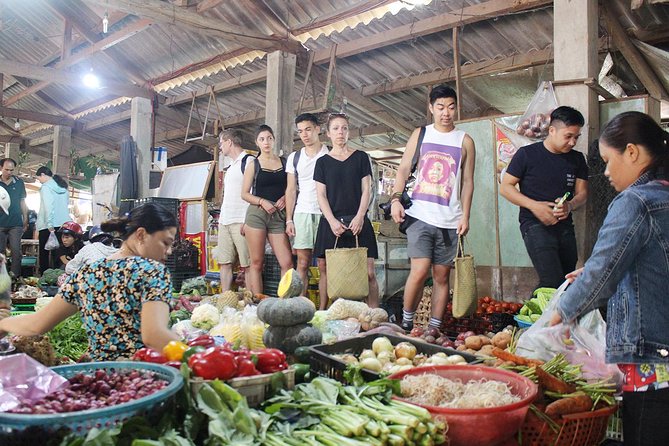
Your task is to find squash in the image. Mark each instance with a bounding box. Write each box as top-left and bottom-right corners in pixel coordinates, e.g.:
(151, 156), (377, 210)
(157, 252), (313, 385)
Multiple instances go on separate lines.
(257, 296), (315, 327)
(277, 268), (304, 298)
(262, 324), (322, 354)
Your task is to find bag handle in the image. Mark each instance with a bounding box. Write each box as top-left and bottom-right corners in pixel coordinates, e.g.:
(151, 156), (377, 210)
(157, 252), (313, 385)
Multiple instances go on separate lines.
(333, 235), (359, 249)
(457, 235), (467, 257)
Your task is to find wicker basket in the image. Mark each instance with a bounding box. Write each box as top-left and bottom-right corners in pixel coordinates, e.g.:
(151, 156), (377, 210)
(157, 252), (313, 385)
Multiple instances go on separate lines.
(0, 362), (183, 445)
(414, 286), (433, 328)
(519, 404), (618, 446)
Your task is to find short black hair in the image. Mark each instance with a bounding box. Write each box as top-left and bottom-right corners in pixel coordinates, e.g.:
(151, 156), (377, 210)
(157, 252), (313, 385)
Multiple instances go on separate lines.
(0, 158), (16, 168)
(429, 84), (457, 105)
(550, 106), (585, 127)
(295, 113), (320, 127)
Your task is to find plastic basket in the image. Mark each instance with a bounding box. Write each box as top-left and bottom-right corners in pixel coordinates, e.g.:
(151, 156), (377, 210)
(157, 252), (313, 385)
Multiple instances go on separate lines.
(514, 315), (533, 329)
(309, 332), (478, 383)
(0, 361), (183, 445)
(189, 368), (295, 408)
(519, 404), (618, 446)
(606, 396), (623, 441)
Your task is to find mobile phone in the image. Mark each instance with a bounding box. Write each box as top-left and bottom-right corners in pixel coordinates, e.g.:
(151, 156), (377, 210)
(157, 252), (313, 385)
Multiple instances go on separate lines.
(556, 192), (570, 207)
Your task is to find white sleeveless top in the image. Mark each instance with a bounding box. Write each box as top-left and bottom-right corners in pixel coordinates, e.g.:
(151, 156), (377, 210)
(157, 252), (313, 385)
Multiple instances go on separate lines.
(405, 125), (466, 229)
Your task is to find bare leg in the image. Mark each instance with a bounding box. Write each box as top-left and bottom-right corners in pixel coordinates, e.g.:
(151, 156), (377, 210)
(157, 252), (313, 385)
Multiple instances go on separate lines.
(267, 233), (294, 276)
(431, 264), (451, 320)
(295, 249), (312, 295)
(403, 258), (432, 312)
(366, 258), (379, 308)
(244, 227), (267, 295)
(219, 263), (234, 292)
(317, 257), (328, 310)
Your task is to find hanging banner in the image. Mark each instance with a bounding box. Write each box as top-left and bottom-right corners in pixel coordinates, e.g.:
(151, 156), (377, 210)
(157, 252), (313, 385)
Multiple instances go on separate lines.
(183, 232), (207, 275)
(495, 126), (519, 184)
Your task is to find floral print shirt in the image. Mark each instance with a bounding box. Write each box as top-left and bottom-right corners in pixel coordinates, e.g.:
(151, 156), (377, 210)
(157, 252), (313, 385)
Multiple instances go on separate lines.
(59, 256), (173, 361)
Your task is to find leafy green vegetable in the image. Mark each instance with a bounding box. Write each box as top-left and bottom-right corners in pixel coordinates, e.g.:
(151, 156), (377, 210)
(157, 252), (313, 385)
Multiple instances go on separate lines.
(39, 269), (63, 287)
(169, 309), (191, 328)
(49, 315), (88, 360)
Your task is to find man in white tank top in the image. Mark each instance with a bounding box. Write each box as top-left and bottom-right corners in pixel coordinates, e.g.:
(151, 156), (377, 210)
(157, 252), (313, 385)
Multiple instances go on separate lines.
(390, 85), (476, 332)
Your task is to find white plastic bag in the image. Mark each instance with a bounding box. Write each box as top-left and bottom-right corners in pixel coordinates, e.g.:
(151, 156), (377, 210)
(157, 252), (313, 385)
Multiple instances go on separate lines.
(516, 281), (623, 386)
(45, 232), (60, 251)
(515, 81), (558, 140)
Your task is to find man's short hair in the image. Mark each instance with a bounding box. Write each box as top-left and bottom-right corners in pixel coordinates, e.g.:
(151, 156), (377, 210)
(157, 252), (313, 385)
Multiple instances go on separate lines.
(0, 158), (17, 168)
(429, 84), (457, 105)
(550, 106), (585, 127)
(219, 129), (243, 146)
(295, 113), (320, 127)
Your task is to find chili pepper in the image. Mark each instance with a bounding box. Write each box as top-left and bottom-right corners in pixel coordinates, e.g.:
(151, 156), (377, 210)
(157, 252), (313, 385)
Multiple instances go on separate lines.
(236, 358), (260, 377)
(182, 345), (205, 363)
(190, 347), (238, 380)
(163, 341), (188, 362)
(187, 334), (216, 349)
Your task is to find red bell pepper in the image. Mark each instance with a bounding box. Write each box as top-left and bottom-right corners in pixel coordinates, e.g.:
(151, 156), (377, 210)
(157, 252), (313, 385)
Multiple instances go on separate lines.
(253, 349), (288, 374)
(133, 347), (167, 364)
(190, 347), (238, 380)
(236, 358), (261, 377)
(133, 347), (151, 362)
(164, 361), (183, 370)
(187, 334), (216, 349)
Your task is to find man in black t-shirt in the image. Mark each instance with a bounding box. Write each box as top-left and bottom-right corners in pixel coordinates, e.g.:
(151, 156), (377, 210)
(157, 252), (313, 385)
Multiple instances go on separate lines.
(500, 106), (588, 291)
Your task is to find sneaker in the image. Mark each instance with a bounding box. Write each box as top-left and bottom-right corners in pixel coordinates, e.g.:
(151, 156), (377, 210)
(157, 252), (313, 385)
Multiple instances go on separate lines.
(401, 320), (414, 332)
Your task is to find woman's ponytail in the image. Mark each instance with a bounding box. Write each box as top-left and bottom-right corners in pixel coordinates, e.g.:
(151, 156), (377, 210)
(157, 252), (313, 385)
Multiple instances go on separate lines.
(52, 174), (68, 189)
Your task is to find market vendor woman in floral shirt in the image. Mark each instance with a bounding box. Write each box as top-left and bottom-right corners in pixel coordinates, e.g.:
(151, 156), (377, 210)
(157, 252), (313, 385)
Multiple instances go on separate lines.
(0, 203), (179, 360)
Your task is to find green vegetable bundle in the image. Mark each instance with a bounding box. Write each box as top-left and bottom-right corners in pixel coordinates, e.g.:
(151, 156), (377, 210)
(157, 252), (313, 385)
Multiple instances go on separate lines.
(516, 287), (555, 324)
(49, 315), (89, 360)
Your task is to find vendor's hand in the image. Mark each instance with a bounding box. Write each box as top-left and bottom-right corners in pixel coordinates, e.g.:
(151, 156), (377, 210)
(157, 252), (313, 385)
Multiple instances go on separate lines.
(553, 199), (572, 221)
(275, 196), (286, 211)
(549, 311), (562, 327)
(328, 218), (348, 237)
(565, 267), (584, 283)
(348, 215), (364, 236)
(390, 200), (405, 224)
(260, 199), (276, 215)
(531, 202), (558, 226)
(0, 308), (10, 320)
(457, 217), (470, 236)
(285, 220), (295, 237)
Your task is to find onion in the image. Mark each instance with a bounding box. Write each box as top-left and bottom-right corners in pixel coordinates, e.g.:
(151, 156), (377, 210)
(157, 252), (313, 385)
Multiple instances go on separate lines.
(360, 357), (383, 372)
(394, 342), (418, 360)
(372, 337), (394, 355)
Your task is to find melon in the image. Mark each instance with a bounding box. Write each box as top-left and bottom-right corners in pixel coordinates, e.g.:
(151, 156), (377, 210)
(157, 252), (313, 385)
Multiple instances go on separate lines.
(277, 268), (304, 298)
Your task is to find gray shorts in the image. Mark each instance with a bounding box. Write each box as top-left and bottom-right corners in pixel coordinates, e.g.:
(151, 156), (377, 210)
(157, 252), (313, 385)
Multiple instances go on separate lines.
(406, 217), (458, 265)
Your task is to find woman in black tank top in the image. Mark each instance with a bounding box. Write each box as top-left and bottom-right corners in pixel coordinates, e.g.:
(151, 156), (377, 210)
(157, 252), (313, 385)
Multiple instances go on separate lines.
(241, 125), (293, 295)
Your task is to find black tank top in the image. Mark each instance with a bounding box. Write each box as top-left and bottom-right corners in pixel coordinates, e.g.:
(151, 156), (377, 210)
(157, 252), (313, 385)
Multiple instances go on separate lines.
(255, 161), (287, 203)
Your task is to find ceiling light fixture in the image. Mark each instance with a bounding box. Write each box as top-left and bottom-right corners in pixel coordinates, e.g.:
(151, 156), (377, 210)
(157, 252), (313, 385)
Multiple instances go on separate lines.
(14, 119), (20, 131)
(83, 71), (100, 89)
(102, 12), (109, 33)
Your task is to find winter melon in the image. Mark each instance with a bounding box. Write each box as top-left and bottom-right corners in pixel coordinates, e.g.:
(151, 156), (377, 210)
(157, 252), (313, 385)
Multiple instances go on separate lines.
(277, 268), (304, 298)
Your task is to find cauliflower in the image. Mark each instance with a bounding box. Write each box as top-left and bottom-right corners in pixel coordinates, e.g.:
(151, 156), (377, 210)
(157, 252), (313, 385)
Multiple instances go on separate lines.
(190, 303), (220, 331)
(326, 299), (369, 321)
(35, 296), (54, 312)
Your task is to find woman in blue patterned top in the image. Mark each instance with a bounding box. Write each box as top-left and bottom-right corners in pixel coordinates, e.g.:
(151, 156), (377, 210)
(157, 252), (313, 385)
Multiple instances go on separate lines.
(0, 203), (179, 361)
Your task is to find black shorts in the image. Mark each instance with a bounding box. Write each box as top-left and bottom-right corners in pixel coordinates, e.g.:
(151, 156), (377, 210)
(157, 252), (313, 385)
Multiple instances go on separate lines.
(313, 216), (378, 259)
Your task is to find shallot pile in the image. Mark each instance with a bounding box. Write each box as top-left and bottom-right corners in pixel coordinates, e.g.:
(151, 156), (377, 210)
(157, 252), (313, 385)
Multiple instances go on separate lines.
(516, 112), (551, 139)
(8, 369), (167, 414)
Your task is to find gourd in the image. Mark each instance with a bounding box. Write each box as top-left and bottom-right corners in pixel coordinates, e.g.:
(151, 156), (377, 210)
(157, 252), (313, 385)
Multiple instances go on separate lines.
(263, 324), (322, 354)
(257, 296), (315, 327)
(277, 268), (304, 298)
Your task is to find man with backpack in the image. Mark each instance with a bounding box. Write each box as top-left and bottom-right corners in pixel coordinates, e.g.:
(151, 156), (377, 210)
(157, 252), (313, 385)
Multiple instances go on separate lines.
(285, 113), (330, 299)
(214, 129), (251, 291)
(391, 85), (476, 331)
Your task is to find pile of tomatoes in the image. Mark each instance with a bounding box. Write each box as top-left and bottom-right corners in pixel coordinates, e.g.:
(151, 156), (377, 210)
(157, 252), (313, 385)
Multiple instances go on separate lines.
(475, 296), (523, 316)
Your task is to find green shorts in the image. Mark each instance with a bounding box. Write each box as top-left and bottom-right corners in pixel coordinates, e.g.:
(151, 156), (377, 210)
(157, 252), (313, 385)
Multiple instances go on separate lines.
(245, 205), (286, 234)
(293, 213), (321, 250)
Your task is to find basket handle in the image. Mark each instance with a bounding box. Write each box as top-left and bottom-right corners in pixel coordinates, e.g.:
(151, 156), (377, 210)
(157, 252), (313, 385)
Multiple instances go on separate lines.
(333, 235), (359, 249)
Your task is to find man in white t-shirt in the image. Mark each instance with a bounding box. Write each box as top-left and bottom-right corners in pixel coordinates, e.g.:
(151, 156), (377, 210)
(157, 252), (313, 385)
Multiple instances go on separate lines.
(215, 129), (251, 291)
(285, 113), (329, 300)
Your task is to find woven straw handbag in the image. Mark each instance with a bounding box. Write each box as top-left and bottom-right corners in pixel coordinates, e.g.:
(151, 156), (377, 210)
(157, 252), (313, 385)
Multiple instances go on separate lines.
(452, 236), (477, 318)
(325, 236), (368, 301)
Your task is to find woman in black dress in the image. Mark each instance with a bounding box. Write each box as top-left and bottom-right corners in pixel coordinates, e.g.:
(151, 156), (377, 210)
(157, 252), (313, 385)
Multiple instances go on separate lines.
(313, 113), (379, 310)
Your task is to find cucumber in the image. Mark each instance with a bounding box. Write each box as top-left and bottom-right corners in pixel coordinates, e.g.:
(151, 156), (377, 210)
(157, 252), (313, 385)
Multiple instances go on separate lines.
(530, 313), (541, 322)
(525, 299), (543, 315)
(293, 346), (312, 364)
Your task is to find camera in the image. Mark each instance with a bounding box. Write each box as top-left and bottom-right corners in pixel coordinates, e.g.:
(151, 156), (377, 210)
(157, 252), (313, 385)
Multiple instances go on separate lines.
(379, 190), (412, 220)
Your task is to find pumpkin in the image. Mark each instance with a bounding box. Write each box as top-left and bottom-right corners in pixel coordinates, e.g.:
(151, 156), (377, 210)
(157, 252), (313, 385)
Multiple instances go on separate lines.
(277, 268), (304, 298)
(257, 296), (315, 327)
(262, 324), (322, 354)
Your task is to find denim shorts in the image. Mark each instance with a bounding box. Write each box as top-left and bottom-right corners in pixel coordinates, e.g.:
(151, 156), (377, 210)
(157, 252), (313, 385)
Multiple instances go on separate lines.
(406, 218), (458, 265)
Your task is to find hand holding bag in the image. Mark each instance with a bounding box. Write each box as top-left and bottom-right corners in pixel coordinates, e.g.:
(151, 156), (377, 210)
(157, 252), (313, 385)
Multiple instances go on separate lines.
(326, 235), (369, 301)
(44, 232), (60, 251)
(452, 236), (477, 318)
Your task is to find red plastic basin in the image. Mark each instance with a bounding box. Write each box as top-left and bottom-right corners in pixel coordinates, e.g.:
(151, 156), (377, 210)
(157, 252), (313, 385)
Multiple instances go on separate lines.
(390, 365), (538, 446)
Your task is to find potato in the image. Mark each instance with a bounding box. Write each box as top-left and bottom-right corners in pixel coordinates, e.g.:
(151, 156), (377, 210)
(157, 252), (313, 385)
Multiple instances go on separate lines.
(465, 348), (478, 355)
(456, 345), (468, 352)
(492, 332), (512, 350)
(464, 335), (483, 351)
(478, 345), (495, 356)
(479, 336), (491, 346)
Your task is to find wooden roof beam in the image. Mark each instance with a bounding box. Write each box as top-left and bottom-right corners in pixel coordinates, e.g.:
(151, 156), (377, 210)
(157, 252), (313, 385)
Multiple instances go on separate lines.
(312, 0), (552, 64)
(0, 106), (75, 127)
(602, 7), (669, 100)
(291, 0), (395, 34)
(83, 0), (302, 53)
(3, 19), (154, 107)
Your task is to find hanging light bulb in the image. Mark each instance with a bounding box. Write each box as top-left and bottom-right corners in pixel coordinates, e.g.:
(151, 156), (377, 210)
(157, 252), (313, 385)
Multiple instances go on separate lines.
(102, 12), (109, 33)
(14, 119), (20, 131)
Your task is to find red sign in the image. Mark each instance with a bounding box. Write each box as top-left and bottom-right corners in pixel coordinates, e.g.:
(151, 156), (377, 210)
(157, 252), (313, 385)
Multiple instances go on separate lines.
(183, 232), (207, 275)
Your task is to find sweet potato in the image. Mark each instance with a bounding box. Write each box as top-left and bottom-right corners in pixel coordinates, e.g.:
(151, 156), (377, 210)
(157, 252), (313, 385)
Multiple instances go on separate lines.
(535, 366), (576, 394)
(545, 392), (593, 417)
(492, 347), (544, 367)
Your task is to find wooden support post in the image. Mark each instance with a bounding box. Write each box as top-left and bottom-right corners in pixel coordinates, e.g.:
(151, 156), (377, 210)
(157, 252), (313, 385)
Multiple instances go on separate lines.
(130, 97), (153, 198)
(52, 125), (72, 176)
(322, 45), (337, 111)
(297, 50), (315, 114)
(61, 19), (72, 61)
(452, 27), (462, 121)
(265, 51), (296, 156)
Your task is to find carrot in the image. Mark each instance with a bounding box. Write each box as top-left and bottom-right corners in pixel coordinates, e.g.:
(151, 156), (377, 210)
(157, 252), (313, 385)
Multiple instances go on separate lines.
(535, 366), (576, 394)
(545, 392), (593, 417)
(491, 347), (545, 367)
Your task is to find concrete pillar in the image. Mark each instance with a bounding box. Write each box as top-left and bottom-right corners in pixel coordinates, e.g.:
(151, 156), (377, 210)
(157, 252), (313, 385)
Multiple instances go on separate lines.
(130, 97), (153, 198)
(52, 125), (72, 176)
(4, 142), (20, 160)
(553, 0), (599, 261)
(265, 51), (296, 156)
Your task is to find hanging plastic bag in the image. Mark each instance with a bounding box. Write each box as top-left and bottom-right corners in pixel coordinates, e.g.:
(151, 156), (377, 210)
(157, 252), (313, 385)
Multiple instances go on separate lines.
(515, 81), (558, 140)
(240, 305), (265, 350)
(45, 232), (60, 251)
(516, 281), (624, 387)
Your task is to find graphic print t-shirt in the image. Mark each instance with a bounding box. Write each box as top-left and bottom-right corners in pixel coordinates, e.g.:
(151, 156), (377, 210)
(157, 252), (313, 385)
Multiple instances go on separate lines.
(406, 125), (467, 229)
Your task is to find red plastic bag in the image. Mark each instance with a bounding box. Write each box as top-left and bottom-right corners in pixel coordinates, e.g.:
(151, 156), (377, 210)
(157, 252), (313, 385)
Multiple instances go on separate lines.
(515, 81), (558, 140)
(0, 353), (69, 412)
